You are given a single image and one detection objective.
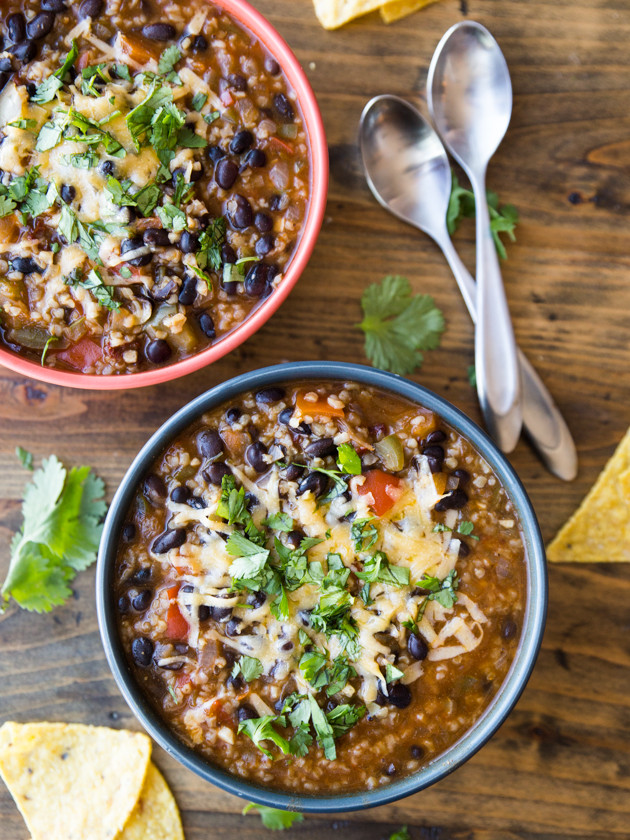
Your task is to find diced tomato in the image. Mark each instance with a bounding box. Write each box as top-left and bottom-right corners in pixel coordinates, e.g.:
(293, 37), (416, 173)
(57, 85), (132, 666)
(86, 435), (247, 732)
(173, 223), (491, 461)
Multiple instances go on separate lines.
(56, 338), (102, 371)
(166, 584), (179, 600)
(358, 469), (404, 516)
(220, 90), (234, 107)
(175, 672), (191, 689)
(76, 51), (94, 72)
(296, 390), (345, 418)
(166, 602), (189, 641)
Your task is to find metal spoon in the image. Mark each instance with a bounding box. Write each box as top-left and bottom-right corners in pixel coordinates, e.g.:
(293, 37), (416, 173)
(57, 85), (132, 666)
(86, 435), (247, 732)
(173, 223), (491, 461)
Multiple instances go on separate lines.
(359, 94), (578, 480)
(427, 21), (522, 453)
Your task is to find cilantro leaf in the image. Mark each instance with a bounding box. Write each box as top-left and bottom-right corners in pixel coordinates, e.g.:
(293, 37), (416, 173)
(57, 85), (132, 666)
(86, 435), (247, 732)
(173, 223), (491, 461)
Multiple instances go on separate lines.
(158, 45), (182, 76)
(355, 551), (410, 587)
(263, 512), (293, 532)
(1, 456), (106, 612)
(385, 663), (405, 683)
(389, 827), (412, 840)
(156, 203), (187, 232)
(447, 170), (518, 259)
(64, 268), (120, 312)
(299, 648), (328, 684)
(238, 715), (290, 759)
(417, 569), (459, 611)
(31, 41), (78, 104)
(196, 218), (226, 272)
(467, 364), (477, 388)
(242, 803), (304, 831)
(351, 517), (378, 551)
(16, 447), (33, 470)
(326, 703), (365, 738)
(232, 654), (263, 683)
(191, 92), (208, 112)
(358, 275), (445, 376)
(288, 723), (313, 757)
(336, 443), (361, 475)
(8, 119), (37, 133)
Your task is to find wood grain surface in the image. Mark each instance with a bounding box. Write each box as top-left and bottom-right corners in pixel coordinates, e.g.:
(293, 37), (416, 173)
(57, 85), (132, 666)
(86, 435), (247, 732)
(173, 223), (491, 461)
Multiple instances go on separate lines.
(1, 0), (630, 837)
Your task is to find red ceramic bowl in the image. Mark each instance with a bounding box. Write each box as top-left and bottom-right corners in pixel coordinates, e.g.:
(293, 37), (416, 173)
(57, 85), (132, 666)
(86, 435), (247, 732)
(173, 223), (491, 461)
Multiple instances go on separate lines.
(0, 0), (328, 390)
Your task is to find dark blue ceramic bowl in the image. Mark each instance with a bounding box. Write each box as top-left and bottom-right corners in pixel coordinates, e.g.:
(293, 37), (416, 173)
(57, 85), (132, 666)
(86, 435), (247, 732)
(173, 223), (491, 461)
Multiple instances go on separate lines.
(96, 361), (547, 813)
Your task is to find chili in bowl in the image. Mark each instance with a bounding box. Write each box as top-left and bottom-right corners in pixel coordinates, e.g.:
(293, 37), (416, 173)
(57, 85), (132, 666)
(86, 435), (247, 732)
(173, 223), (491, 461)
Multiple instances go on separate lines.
(96, 361), (547, 811)
(0, 0), (327, 388)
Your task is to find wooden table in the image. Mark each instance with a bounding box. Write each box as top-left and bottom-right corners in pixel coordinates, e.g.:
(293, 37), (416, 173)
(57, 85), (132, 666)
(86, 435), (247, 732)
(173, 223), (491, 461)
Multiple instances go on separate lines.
(1, 0), (629, 837)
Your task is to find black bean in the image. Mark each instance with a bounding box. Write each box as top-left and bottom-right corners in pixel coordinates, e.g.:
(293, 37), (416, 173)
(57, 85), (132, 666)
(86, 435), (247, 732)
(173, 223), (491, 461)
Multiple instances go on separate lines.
(274, 92), (294, 121)
(238, 704), (257, 722)
(227, 673), (245, 691)
(10, 257), (42, 275)
(256, 386), (285, 405)
(42, 0), (67, 10)
(501, 618), (518, 640)
(152, 528), (186, 554)
(246, 441), (268, 473)
(188, 495), (207, 510)
(221, 243), (236, 264)
(132, 567), (151, 584)
(79, 0), (103, 18)
(131, 637), (154, 667)
(388, 683), (412, 708)
(452, 468), (470, 486)
(255, 234), (274, 257)
(226, 407), (241, 424)
(305, 437), (335, 458)
(151, 279), (176, 302)
(225, 617), (241, 636)
(210, 605), (232, 621)
(243, 148), (266, 168)
(434, 489), (468, 511)
(254, 211), (273, 233)
(269, 194), (282, 211)
(425, 430), (446, 445)
(60, 184), (76, 203)
(132, 589), (152, 611)
(229, 194), (253, 229)
(410, 745), (424, 759)
(286, 530), (305, 550)
(145, 339), (172, 364)
(0, 57), (12, 72)
(278, 407), (294, 425)
(179, 231), (198, 254)
(143, 227), (171, 248)
(204, 462), (231, 488)
(27, 12), (55, 41)
(215, 158), (238, 190)
(227, 72), (247, 90)
(117, 595), (129, 614)
(177, 274), (197, 307)
(284, 463), (304, 482)
(170, 485), (190, 504)
(458, 541), (470, 558)
(423, 444), (444, 474)
(96, 161), (114, 180)
(230, 130), (253, 154)
(7, 13), (26, 43)
(142, 23), (176, 41)
(375, 688), (388, 706)
(197, 429), (223, 459)
(207, 145), (225, 164)
(407, 633), (429, 661)
(297, 472), (328, 498)
(198, 313), (216, 339)
(264, 57), (280, 75)
(160, 660), (183, 671)
(121, 236), (151, 267)
(0, 71), (10, 92)
(143, 473), (167, 504)
(191, 34), (207, 52)
(122, 522), (136, 542)
(244, 262), (270, 297)
(181, 585), (194, 594)
(385, 763), (396, 776)
(11, 41), (37, 62)
(197, 604), (211, 622)
(247, 590), (266, 609)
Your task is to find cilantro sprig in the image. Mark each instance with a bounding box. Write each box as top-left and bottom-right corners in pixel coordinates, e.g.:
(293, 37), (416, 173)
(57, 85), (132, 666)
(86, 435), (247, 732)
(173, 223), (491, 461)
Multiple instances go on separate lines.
(357, 275), (445, 376)
(242, 803), (304, 831)
(447, 170), (519, 260)
(1, 456), (107, 613)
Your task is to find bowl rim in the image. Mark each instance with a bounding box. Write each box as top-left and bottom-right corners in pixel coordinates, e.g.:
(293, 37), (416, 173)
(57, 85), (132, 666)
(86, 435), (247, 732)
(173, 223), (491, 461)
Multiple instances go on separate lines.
(0, 0), (328, 390)
(96, 361), (548, 812)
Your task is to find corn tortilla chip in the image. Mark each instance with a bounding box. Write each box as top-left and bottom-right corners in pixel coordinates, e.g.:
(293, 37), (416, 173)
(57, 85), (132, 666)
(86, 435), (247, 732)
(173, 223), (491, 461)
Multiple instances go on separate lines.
(0, 722), (151, 840)
(547, 427), (630, 562)
(380, 0), (441, 23)
(121, 762), (184, 840)
(312, 0), (384, 29)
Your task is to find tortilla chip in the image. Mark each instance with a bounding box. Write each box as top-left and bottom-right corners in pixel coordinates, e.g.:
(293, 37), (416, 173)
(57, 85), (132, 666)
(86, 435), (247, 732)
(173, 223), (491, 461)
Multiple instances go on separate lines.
(312, 0), (384, 29)
(547, 427), (630, 562)
(121, 762), (184, 840)
(0, 722), (151, 840)
(380, 0), (441, 23)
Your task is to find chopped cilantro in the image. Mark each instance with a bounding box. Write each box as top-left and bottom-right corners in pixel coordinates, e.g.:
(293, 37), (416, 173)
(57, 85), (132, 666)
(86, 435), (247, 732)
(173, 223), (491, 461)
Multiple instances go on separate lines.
(238, 715), (290, 759)
(62, 151), (99, 169)
(191, 92), (208, 112)
(242, 803), (304, 831)
(231, 655), (263, 683)
(389, 827), (412, 840)
(158, 45), (182, 84)
(336, 443), (361, 475)
(31, 40), (78, 104)
(204, 110), (220, 124)
(358, 275), (445, 377)
(156, 203), (187, 232)
(417, 569), (459, 612)
(113, 63), (132, 83)
(173, 173), (194, 208)
(16, 447), (33, 471)
(63, 268), (120, 312)
(351, 517), (378, 551)
(263, 512), (294, 532)
(40, 335), (57, 366)
(355, 551), (410, 587)
(1, 456), (106, 613)
(299, 648), (328, 683)
(196, 218), (226, 272)
(467, 364), (477, 388)
(8, 119), (37, 133)
(448, 170), (519, 260)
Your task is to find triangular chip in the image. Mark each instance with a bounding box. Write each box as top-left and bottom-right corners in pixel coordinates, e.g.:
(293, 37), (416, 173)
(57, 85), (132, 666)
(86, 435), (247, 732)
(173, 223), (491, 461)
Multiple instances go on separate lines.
(380, 0), (441, 23)
(312, 0), (384, 29)
(121, 762), (184, 840)
(0, 722), (151, 840)
(547, 427), (630, 562)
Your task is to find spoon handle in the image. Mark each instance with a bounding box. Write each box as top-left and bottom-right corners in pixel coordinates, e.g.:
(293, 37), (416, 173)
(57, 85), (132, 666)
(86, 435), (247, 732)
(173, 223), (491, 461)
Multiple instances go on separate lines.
(470, 181), (522, 452)
(439, 234), (577, 480)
